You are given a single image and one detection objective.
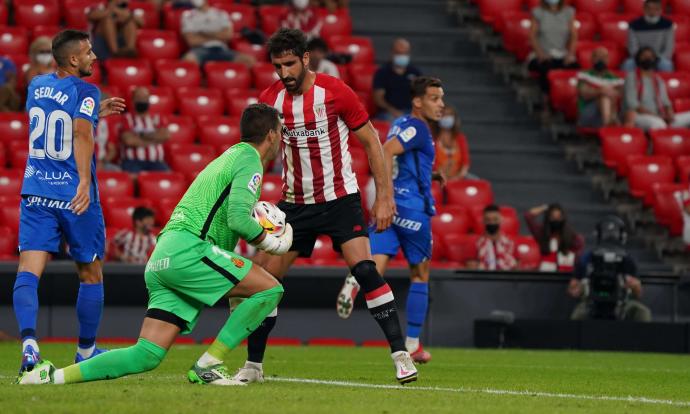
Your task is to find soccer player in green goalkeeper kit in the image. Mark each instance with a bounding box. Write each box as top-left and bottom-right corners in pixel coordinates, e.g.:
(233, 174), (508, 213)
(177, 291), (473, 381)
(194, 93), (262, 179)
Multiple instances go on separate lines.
(18, 103), (293, 386)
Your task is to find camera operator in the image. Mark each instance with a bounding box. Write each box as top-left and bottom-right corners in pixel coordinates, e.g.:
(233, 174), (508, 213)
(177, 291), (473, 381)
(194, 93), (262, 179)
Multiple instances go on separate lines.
(568, 216), (651, 322)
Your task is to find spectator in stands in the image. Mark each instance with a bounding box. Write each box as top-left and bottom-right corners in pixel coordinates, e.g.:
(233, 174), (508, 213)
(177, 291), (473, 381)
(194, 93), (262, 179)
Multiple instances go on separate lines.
(181, 0), (255, 67)
(528, 0), (578, 107)
(432, 105), (471, 180)
(373, 38), (422, 120)
(120, 87), (170, 173)
(525, 203), (584, 272)
(468, 205), (518, 271)
(674, 189), (690, 246)
(281, 0), (323, 39)
(88, 0), (142, 59)
(110, 207), (157, 264)
(307, 37), (340, 78)
(0, 56), (20, 112)
(95, 92), (121, 171)
(622, 0), (674, 72)
(623, 47), (690, 130)
(577, 47), (624, 128)
(24, 37), (56, 85)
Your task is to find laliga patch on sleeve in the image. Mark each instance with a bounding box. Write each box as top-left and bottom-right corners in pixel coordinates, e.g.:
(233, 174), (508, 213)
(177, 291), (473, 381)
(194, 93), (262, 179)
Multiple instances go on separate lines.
(79, 97), (95, 116)
(399, 126), (417, 142)
(248, 173), (262, 195)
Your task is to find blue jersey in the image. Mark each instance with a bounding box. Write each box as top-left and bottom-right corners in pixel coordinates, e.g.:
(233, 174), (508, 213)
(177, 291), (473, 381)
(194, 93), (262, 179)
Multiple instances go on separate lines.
(388, 115), (436, 216)
(21, 73), (101, 203)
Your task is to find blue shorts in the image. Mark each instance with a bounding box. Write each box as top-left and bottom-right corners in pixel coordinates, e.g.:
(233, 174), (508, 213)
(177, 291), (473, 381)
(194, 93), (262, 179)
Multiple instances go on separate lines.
(18, 196), (105, 263)
(369, 206), (432, 266)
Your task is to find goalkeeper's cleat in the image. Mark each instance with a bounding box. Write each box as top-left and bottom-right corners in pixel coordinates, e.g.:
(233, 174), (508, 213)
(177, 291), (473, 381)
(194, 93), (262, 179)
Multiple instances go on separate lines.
(391, 351), (418, 385)
(187, 363), (246, 386)
(17, 360), (54, 385)
(74, 346), (109, 364)
(18, 345), (41, 374)
(410, 344), (432, 364)
(231, 362), (265, 384)
(336, 273), (360, 319)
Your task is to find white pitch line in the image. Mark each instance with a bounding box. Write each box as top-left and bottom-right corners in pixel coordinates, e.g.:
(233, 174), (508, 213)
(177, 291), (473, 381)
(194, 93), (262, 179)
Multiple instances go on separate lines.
(268, 377), (690, 408)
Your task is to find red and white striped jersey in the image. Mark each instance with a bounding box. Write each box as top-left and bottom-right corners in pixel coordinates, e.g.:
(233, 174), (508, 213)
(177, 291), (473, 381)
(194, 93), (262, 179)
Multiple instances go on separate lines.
(260, 73), (369, 204)
(121, 113), (167, 163)
(112, 229), (156, 264)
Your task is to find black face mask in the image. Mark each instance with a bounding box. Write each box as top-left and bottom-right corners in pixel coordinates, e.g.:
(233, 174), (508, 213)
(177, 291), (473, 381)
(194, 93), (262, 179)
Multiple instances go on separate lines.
(118, 1), (129, 8)
(593, 60), (607, 72)
(638, 59), (655, 70)
(485, 223), (500, 235)
(134, 101), (149, 113)
(549, 220), (564, 232)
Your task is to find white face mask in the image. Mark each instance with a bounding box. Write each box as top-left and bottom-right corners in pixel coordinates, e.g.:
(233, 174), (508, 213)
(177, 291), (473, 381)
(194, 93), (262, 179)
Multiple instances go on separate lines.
(393, 54), (410, 68)
(36, 53), (53, 66)
(190, 0), (205, 8)
(293, 0), (309, 9)
(439, 115), (454, 129)
(644, 14), (660, 24)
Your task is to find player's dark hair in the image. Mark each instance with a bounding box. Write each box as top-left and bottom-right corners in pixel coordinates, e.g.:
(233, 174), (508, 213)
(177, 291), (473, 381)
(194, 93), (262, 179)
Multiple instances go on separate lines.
(307, 37), (329, 53)
(52, 29), (90, 67)
(483, 204), (500, 214)
(410, 76), (443, 99)
(267, 28), (308, 59)
(240, 103), (281, 144)
(132, 206), (154, 223)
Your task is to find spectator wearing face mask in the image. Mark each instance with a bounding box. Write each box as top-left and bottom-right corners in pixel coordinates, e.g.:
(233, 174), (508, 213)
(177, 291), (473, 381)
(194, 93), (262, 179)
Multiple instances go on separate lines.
(525, 203), (584, 273)
(431, 105), (470, 181)
(468, 205), (517, 271)
(120, 87), (170, 173)
(307, 37), (340, 78)
(87, 0), (143, 59)
(577, 47), (624, 128)
(623, 47), (690, 130)
(0, 56), (20, 112)
(675, 188), (690, 246)
(622, 0), (674, 72)
(25, 37), (56, 85)
(373, 38), (422, 121)
(110, 207), (157, 264)
(281, 0), (323, 40)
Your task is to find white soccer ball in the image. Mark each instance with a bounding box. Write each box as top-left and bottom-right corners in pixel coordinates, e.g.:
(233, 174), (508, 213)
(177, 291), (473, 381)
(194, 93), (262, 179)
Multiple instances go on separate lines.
(251, 201), (286, 236)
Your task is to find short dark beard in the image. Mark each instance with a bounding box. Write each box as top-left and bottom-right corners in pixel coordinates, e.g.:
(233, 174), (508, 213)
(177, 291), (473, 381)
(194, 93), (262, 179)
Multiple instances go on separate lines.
(283, 67), (307, 93)
(78, 66), (92, 78)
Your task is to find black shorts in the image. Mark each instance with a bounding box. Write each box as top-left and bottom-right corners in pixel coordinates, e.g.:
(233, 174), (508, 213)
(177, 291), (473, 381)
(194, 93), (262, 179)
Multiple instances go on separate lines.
(277, 193), (368, 258)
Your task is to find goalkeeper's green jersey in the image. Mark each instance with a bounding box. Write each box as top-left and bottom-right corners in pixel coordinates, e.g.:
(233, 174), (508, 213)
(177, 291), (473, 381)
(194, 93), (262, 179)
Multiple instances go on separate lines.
(161, 142), (265, 251)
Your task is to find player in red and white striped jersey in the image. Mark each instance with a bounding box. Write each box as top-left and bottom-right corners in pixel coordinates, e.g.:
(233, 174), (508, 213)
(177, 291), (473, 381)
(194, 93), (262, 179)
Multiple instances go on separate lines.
(233, 29), (417, 385)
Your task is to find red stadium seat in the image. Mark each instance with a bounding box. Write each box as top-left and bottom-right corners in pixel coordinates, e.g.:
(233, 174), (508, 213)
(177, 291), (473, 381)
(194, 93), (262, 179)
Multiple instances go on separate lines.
(673, 15), (690, 43)
(470, 205), (520, 236)
(501, 12), (533, 61)
(252, 62), (280, 90)
(311, 236), (341, 266)
(177, 88), (224, 117)
(0, 113), (28, 143)
(31, 25), (61, 41)
(82, 62), (102, 84)
(650, 128), (690, 160)
(671, 0), (690, 14)
(356, 91), (376, 117)
(0, 144), (6, 168)
(197, 116), (240, 150)
(0, 27), (29, 55)
(626, 155), (675, 205)
(598, 127), (648, 176)
(658, 72), (690, 101)
(477, 0), (522, 29)
(234, 41), (268, 62)
(97, 171), (134, 200)
(548, 70), (579, 121)
(598, 14), (636, 50)
(260, 174), (283, 203)
(335, 64), (350, 85)
(0, 2), (7, 25)
(205, 62), (252, 90)
(15, 1), (60, 28)
(105, 59), (153, 88)
(102, 197), (154, 229)
(576, 41), (624, 69)
(514, 236), (541, 270)
(675, 43), (690, 72)
(0, 226), (17, 259)
(622, 0), (667, 14)
(155, 60), (201, 88)
(574, 13), (597, 42)
(211, 2), (256, 32)
(329, 36), (375, 64)
(446, 179), (494, 209)
(64, 0), (96, 29)
(163, 6), (187, 32)
(0, 204), (20, 232)
(0, 169), (23, 197)
(676, 155), (690, 183)
(224, 89), (260, 117)
(371, 120), (391, 143)
(7, 54), (30, 79)
(142, 86), (176, 115)
(318, 11), (353, 41)
(348, 64), (377, 94)
(137, 171), (187, 200)
(165, 115), (197, 145)
(258, 5), (288, 35)
(442, 233), (479, 267)
(349, 147), (370, 178)
(8, 141), (28, 170)
(167, 144), (216, 179)
(130, 1), (159, 29)
(651, 183), (687, 236)
(573, 0), (620, 15)
(432, 206), (470, 236)
(674, 97), (690, 113)
(154, 197), (177, 226)
(137, 30), (181, 62)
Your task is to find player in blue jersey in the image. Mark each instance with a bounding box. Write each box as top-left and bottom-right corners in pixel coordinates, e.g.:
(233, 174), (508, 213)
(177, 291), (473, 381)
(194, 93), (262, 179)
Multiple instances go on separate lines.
(337, 76), (445, 363)
(13, 29), (125, 376)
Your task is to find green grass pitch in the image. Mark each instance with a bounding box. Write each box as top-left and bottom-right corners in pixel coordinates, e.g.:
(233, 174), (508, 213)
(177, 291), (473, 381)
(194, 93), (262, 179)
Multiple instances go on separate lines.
(1, 343), (689, 413)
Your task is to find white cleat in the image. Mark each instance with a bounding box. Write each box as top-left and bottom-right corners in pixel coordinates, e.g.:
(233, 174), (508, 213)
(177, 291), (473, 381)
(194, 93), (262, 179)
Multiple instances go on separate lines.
(232, 362), (265, 384)
(188, 363), (246, 386)
(17, 360), (54, 385)
(336, 273), (360, 319)
(391, 351), (418, 385)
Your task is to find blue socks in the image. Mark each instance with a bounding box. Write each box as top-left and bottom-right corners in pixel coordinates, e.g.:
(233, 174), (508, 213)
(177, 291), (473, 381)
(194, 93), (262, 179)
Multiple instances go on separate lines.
(13, 272), (40, 342)
(405, 282), (429, 339)
(76, 283), (104, 350)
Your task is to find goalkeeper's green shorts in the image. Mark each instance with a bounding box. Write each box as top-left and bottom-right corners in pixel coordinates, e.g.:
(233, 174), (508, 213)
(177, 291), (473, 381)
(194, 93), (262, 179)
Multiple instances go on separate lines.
(144, 230), (253, 334)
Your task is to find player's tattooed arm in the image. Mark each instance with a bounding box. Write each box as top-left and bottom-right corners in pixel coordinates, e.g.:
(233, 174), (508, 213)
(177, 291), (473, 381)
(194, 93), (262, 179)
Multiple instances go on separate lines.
(98, 97), (126, 118)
